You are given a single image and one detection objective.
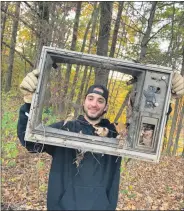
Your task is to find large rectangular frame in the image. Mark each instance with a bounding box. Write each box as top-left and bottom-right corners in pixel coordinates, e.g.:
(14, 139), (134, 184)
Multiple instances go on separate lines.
(25, 46), (173, 162)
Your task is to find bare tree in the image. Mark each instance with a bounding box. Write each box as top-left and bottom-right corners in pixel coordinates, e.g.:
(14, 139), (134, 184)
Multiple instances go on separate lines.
(181, 44), (184, 76)
(74, 4), (100, 116)
(108, 2), (124, 90)
(109, 2), (124, 58)
(167, 99), (180, 154)
(2, 41), (34, 67)
(139, 2), (157, 61)
(172, 105), (184, 155)
(34, 2), (50, 67)
(171, 44), (184, 155)
(1, 2), (9, 48)
(61, 2), (82, 113)
(166, 3), (175, 66)
(95, 2), (113, 86)
(114, 90), (131, 122)
(5, 2), (21, 92)
(69, 3), (98, 108)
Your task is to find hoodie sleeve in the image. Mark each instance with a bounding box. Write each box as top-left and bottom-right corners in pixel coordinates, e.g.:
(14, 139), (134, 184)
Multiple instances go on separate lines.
(17, 103), (56, 156)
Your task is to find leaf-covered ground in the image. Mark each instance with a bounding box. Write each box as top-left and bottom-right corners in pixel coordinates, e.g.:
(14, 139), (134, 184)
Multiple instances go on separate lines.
(118, 156), (183, 210)
(2, 144), (184, 210)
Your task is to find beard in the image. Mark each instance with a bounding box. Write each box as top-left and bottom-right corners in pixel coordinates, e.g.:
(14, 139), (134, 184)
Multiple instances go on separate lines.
(83, 106), (106, 121)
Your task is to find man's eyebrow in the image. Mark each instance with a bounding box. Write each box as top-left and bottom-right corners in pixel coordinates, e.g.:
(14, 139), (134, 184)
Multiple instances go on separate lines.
(87, 95), (105, 100)
(98, 97), (105, 100)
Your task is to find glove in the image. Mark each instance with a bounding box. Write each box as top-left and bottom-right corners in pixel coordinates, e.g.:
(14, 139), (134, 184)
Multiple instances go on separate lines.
(20, 69), (39, 103)
(171, 72), (184, 97)
(93, 125), (109, 137)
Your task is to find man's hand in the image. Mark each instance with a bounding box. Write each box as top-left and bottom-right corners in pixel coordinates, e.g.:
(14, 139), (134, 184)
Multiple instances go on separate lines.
(172, 72), (184, 98)
(20, 69), (39, 103)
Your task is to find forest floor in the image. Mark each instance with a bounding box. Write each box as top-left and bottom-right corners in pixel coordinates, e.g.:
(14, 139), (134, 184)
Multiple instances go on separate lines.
(2, 93), (184, 210)
(1, 145), (184, 210)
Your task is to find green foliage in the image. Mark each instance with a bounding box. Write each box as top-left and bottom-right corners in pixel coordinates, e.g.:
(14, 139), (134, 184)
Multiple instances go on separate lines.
(2, 108), (19, 161)
(120, 189), (137, 199)
(165, 185), (173, 193)
(2, 91), (21, 165)
(2, 111), (17, 135)
(39, 183), (47, 192)
(7, 160), (17, 167)
(42, 107), (57, 125)
(2, 142), (18, 159)
(2, 177), (5, 183)
(127, 193), (136, 199)
(120, 157), (130, 173)
(121, 189), (129, 194)
(36, 160), (45, 170)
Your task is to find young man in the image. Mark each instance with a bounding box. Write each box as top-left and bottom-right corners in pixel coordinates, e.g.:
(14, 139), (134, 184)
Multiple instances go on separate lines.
(17, 69), (184, 210)
(18, 70), (120, 210)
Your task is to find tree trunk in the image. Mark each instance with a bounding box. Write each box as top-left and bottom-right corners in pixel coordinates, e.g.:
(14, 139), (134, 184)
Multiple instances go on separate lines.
(108, 2), (124, 89)
(49, 2), (57, 47)
(35, 2), (51, 107)
(95, 2), (113, 86)
(109, 2), (124, 58)
(182, 147), (184, 157)
(83, 67), (93, 97)
(74, 4), (99, 116)
(61, 2), (82, 113)
(166, 3), (175, 66)
(88, 4), (99, 52)
(68, 5), (95, 106)
(181, 44), (184, 76)
(5, 2), (20, 92)
(1, 2), (9, 48)
(114, 90), (131, 122)
(172, 104), (184, 155)
(2, 41), (34, 67)
(139, 1), (157, 61)
(34, 2), (50, 68)
(74, 66), (89, 111)
(167, 99), (180, 154)
(70, 2), (82, 51)
(1, 6), (39, 37)
(172, 44), (184, 154)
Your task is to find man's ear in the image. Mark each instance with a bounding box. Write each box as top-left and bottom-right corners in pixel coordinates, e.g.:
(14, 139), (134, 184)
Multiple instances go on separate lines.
(104, 104), (108, 112)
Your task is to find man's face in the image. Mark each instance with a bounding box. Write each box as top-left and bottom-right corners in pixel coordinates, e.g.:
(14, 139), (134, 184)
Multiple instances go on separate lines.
(83, 88), (107, 121)
(142, 130), (153, 139)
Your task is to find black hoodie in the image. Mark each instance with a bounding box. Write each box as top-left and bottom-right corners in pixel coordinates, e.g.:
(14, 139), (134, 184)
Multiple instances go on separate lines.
(17, 103), (121, 210)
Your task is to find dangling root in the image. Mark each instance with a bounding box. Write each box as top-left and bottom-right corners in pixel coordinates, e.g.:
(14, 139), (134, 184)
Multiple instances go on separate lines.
(73, 150), (85, 168)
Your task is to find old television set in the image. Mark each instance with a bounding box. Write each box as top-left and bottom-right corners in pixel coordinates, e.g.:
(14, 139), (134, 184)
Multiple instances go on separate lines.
(25, 46), (173, 162)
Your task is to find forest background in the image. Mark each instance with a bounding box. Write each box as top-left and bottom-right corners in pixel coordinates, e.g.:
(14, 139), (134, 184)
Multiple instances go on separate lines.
(1, 1), (184, 210)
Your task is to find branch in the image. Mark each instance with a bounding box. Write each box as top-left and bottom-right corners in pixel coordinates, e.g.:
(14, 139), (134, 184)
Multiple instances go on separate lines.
(157, 2), (174, 9)
(122, 20), (145, 35)
(23, 1), (41, 18)
(2, 41), (34, 67)
(114, 90), (131, 123)
(1, 7), (40, 37)
(148, 21), (171, 42)
(127, 2), (148, 22)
